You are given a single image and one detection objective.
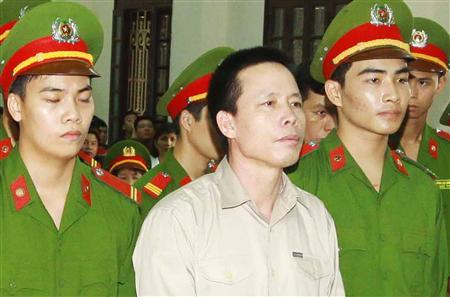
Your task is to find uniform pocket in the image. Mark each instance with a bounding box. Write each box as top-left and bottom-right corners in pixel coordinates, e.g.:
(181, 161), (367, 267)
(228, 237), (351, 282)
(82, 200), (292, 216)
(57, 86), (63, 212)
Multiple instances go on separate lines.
(401, 231), (430, 294)
(294, 253), (331, 280)
(79, 261), (114, 296)
(0, 266), (47, 296)
(199, 255), (253, 285)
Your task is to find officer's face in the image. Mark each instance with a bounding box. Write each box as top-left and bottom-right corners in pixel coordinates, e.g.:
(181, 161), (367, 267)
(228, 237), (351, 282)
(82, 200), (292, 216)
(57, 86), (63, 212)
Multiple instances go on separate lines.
(135, 119), (155, 141)
(155, 132), (176, 155)
(303, 90), (336, 143)
(407, 69), (446, 120)
(116, 167), (144, 185)
(327, 59), (410, 136)
(225, 62), (304, 168)
(9, 75), (94, 159)
(81, 132), (98, 157)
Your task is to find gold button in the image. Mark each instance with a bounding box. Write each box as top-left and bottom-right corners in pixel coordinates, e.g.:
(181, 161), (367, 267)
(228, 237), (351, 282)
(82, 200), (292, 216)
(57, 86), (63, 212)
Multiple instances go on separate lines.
(431, 145), (436, 152)
(334, 155), (342, 162)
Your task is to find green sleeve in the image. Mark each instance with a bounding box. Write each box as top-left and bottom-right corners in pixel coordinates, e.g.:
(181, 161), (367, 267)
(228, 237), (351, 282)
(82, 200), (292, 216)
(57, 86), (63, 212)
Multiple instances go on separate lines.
(428, 190), (448, 296)
(117, 205), (141, 296)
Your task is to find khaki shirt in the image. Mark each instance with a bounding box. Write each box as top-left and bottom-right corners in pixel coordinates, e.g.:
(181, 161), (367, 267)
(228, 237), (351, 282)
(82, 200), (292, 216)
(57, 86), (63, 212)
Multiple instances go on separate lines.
(133, 158), (344, 296)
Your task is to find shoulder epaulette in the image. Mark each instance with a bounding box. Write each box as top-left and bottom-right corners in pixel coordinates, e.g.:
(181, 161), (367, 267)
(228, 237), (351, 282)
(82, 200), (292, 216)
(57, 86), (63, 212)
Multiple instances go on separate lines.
(436, 129), (450, 142)
(91, 167), (141, 204)
(143, 171), (172, 199)
(394, 149), (437, 179)
(300, 141), (319, 158)
(0, 137), (12, 160)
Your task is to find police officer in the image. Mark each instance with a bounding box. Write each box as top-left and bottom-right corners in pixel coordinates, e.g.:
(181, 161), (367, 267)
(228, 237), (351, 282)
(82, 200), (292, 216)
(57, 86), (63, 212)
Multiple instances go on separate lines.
(105, 139), (151, 187)
(389, 16), (450, 292)
(288, 0), (447, 295)
(134, 47), (234, 217)
(0, 2), (140, 295)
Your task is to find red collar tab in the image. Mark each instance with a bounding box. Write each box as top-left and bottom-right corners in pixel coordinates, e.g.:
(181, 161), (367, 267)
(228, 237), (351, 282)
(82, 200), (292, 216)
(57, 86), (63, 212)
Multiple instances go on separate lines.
(300, 141), (319, 158)
(428, 138), (438, 159)
(0, 138), (12, 160)
(437, 129), (450, 142)
(1, 35), (90, 97)
(81, 174), (91, 206)
(390, 150), (409, 176)
(329, 145), (346, 172)
(10, 175), (31, 211)
(143, 171), (172, 199)
(78, 150), (100, 168)
(179, 175), (192, 187)
(92, 168), (141, 204)
(167, 73), (212, 119)
(0, 20), (17, 45)
(323, 22), (404, 80)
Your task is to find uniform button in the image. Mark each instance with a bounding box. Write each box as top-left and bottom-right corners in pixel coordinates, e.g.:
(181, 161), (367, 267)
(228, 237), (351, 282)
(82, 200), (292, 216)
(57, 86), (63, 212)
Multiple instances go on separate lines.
(382, 272), (388, 280)
(9, 280), (16, 288)
(59, 279), (64, 287)
(379, 234), (385, 242)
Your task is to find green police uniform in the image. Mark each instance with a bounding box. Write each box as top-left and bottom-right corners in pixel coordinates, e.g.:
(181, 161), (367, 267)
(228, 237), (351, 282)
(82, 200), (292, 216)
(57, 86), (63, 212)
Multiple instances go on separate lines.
(135, 47), (234, 217)
(1, 146), (140, 296)
(288, 130), (447, 296)
(0, 2), (140, 296)
(134, 148), (191, 217)
(390, 16), (450, 277)
(288, 0), (448, 295)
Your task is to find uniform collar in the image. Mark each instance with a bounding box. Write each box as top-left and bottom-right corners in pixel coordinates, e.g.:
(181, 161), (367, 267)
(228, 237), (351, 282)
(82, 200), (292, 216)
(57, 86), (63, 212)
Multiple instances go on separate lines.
(164, 148), (191, 185)
(216, 157), (303, 216)
(4, 146), (92, 232)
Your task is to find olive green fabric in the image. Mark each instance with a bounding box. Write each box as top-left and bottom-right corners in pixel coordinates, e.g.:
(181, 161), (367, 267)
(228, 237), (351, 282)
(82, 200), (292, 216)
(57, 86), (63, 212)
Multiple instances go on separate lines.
(0, 115), (8, 140)
(441, 102), (450, 126)
(134, 149), (190, 218)
(0, 146), (140, 296)
(0, 1), (103, 74)
(157, 47), (234, 116)
(392, 124), (450, 276)
(287, 130), (447, 296)
(0, 0), (50, 27)
(310, 0), (413, 83)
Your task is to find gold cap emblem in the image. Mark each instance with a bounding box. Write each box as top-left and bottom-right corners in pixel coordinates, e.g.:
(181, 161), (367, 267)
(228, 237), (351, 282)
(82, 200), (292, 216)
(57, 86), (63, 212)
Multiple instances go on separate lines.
(123, 146), (136, 157)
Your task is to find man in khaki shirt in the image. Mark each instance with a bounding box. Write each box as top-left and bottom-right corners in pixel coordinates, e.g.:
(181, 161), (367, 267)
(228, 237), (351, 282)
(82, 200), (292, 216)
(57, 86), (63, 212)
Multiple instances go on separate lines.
(133, 47), (344, 296)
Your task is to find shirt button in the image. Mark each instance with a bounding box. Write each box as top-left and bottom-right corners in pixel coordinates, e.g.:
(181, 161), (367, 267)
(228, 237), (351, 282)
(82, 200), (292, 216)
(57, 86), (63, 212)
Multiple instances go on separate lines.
(271, 268), (276, 277)
(226, 272), (233, 281)
(382, 272), (388, 280)
(59, 279), (64, 287)
(9, 280), (16, 288)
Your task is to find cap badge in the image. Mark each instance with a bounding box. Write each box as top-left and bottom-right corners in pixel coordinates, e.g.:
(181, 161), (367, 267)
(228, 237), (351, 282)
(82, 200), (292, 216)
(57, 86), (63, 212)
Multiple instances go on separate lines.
(19, 6), (29, 19)
(123, 146), (136, 157)
(52, 17), (79, 44)
(410, 29), (428, 48)
(370, 4), (395, 27)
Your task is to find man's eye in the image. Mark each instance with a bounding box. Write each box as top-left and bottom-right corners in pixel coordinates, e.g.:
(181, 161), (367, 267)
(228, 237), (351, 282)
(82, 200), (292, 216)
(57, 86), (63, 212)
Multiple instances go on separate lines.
(398, 78), (409, 84)
(45, 98), (60, 103)
(263, 100), (274, 107)
(291, 101), (302, 108)
(418, 80), (428, 86)
(368, 78), (380, 84)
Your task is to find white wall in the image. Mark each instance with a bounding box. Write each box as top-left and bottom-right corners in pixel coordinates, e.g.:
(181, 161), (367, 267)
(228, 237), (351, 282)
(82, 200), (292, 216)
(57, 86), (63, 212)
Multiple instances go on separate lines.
(169, 0), (264, 83)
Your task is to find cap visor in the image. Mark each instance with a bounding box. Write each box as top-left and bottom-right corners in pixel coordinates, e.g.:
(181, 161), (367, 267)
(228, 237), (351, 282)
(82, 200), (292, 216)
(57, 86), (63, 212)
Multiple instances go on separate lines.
(21, 59), (100, 77)
(409, 59), (447, 74)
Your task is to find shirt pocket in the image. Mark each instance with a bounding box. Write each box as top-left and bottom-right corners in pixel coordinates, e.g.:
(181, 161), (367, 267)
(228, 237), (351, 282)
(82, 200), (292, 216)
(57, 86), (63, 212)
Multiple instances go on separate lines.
(79, 261), (114, 296)
(400, 230), (430, 294)
(294, 254), (331, 280)
(0, 266), (47, 296)
(198, 255), (253, 285)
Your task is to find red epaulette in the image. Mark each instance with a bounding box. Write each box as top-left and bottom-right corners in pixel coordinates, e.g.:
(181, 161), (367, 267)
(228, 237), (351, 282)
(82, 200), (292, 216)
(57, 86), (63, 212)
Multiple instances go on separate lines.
(78, 150), (101, 168)
(143, 171), (172, 199)
(0, 137), (12, 160)
(92, 168), (141, 204)
(300, 141), (319, 158)
(437, 129), (450, 142)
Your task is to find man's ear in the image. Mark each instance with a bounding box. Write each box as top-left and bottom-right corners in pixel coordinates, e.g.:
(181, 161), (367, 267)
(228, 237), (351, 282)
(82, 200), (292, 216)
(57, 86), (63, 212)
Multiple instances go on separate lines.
(436, 72), (448, 95)
(179, 110), (194, 133)
(324, 80), (343, 107)
(216, 110), (236, 139)
(7, 93), (23, 122)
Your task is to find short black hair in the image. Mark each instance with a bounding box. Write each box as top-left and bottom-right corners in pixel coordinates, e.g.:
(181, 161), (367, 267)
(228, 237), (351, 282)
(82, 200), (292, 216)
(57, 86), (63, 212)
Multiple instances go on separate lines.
(173, 100), (207, 136)
(330, 62), (352, 87)
(293, 60), (325, 99)
(208, 46), (292, 152)
(134, 115), (154, 131)
(9, 75), (39, 99)
(91, 115), (107, 129)
(154, 121), (176, 141)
